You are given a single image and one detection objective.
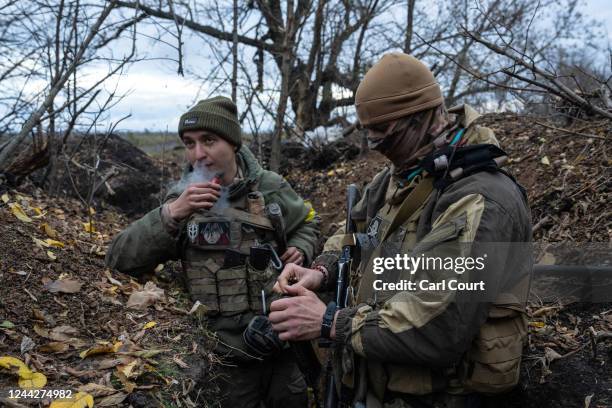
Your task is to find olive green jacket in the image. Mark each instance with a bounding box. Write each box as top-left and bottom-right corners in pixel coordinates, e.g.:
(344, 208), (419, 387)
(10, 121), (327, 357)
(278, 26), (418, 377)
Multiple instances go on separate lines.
(106, 146), (319, 276)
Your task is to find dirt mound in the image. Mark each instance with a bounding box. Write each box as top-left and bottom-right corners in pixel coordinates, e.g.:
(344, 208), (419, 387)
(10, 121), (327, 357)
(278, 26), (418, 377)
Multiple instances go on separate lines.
(41, 135), (168, 217)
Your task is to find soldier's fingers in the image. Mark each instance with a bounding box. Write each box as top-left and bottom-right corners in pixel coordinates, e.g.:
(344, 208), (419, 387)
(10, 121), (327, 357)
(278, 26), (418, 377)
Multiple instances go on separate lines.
(189, 193), (219, 204)
(269, 297), (293, 312)
(189, 201), (215, 210)
(188, 187), (221, 197)
(280, 247), (297, 262)
(189, 182), (221, 191)
(285, 252), (302, 264)
(268, 309), (290, 325)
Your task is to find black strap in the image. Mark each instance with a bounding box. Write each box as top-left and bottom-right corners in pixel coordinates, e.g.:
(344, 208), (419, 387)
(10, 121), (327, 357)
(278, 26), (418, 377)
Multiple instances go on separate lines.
(321, 301), (337, 339)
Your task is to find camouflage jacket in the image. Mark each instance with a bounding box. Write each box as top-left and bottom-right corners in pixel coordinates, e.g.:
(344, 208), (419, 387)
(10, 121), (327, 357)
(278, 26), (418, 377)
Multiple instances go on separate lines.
(315, 105), (532, 403)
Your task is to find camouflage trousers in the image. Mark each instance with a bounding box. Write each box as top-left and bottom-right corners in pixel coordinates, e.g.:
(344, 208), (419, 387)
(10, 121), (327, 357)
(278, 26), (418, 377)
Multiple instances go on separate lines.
(216, 348), (308, 408)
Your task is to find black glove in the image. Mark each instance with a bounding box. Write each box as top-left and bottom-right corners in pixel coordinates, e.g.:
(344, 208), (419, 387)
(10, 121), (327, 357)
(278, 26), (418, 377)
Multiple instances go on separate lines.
(243, 315), (284, 358)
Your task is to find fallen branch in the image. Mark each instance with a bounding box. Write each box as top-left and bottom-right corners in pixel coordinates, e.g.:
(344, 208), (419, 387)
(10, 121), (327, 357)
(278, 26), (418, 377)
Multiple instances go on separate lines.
(535, 122), (608, 141)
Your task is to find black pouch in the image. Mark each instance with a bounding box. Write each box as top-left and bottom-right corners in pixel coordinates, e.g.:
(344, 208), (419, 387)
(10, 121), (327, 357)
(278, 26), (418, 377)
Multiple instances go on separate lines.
(250, 246), (272, 270)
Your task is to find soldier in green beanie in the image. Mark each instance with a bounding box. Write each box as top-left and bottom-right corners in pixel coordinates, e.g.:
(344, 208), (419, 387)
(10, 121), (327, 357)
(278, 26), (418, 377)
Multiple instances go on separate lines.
(106, 96), (318, 408)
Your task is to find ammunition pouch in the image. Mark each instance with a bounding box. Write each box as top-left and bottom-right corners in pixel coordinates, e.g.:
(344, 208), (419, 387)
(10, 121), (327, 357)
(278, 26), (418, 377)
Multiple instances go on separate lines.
(182, 208), (280, 317)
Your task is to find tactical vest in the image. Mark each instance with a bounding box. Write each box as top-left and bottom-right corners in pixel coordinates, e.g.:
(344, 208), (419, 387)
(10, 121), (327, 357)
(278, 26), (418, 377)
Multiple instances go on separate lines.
(182, 205), (280, 317)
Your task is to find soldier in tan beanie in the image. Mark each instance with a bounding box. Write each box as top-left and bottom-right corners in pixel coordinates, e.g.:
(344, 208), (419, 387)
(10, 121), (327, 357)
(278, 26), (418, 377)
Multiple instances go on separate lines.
(270, 53), (532, 408)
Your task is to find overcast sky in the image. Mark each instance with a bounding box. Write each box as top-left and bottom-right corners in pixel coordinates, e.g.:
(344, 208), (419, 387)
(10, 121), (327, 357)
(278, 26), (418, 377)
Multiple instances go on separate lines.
(104, 0), (612, 132)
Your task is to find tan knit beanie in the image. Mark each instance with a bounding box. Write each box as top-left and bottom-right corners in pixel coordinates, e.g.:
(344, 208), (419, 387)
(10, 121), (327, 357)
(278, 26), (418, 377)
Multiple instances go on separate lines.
(355, 53), (444, 126)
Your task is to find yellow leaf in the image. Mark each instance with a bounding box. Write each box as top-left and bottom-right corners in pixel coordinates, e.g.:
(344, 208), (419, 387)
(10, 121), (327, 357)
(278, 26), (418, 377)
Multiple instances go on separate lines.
(41, 223), (59, 239)
(89, 207), (96, 215)
(33, 237), (50, 248)
(80, 341), (122, 359)
(143, 321), (156, 330)
(117, 359), (139, 378)
(0, 356), (47, 389)
(1, 193), (9, 203)
(32, 207), (45, 217)
(18, 371), (47, 388)
(0, 356), (28, 371)
(49, 392), (94, 408)
(83, 222), (96, 233)
(541, 156), (551, 166)
(47, 251), (57, 261)
(8, 203), (32, 222)
(46, 239), (65, 248)
(529, 321), (546, 328)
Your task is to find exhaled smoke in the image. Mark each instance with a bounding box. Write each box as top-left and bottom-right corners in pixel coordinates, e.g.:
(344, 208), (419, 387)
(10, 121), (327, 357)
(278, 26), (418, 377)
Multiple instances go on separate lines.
(174, 160), (229, 211)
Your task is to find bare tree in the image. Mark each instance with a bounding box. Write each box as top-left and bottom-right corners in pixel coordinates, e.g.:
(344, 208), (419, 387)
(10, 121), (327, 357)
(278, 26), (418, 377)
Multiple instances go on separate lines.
(0, 0), (139, 178)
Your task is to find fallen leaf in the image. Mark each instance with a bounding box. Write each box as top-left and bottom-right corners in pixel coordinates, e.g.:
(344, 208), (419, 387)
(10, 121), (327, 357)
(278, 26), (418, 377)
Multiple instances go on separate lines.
(117, 359), (139, 379)
(80, 341), (122, 359)
(83, 222), (96, 233)
(33, 237), (51, 249)
(173, 355), (189, 369)
(114, 369), (136, 393)
(38, 342), (70, 353)
(32, 207), (45, 217)
(8, 203), (32, 222)
(126, 281), (165, 310)
(1, 193), (9, 203)
(78, 382), (118, 397)
(47, 250), (57, 261)
(41, 223), (58, 239)
(49, 392), (94, 408)
(119, 349), (167, 358)
(89, 207), (96, 215)
(18, 371), (47, 388)
(104, 269), (122, 286)
(97, 392), (127, 407)
(46, 239), (65, 248)
(544, 346), (562, 364)
(143, 321), (156, 330)
(1, 320), (15, 329)
(20, 336), (36, 355)
(0, 356), (29, 371)
(34, 324), (80, 342)
(541, 156), (551, 166)
(0, 356), (47, 389)
(44, 279), (82, 294)
(93, 356), (133, 370)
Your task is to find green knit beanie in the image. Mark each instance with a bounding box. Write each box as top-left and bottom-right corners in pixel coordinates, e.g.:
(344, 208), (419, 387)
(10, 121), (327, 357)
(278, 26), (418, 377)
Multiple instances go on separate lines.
(178, 96), (242, 147)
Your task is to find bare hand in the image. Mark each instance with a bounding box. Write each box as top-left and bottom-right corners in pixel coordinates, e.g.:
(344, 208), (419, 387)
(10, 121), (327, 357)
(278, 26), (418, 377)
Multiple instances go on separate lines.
(269, 285), (327, 341)
(280, 247), (304, 265)
(168, 182), (221, 220)
(273, 263), (324, 294)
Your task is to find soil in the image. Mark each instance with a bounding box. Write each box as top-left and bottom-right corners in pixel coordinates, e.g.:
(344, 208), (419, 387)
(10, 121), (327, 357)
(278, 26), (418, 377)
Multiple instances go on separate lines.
(0, 112), (610, 407)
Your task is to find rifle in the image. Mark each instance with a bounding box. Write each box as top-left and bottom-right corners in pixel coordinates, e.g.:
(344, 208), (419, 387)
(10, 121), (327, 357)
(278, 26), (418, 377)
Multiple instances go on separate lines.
(265, 202), (323, 401)
(324, 184), (360, 408)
